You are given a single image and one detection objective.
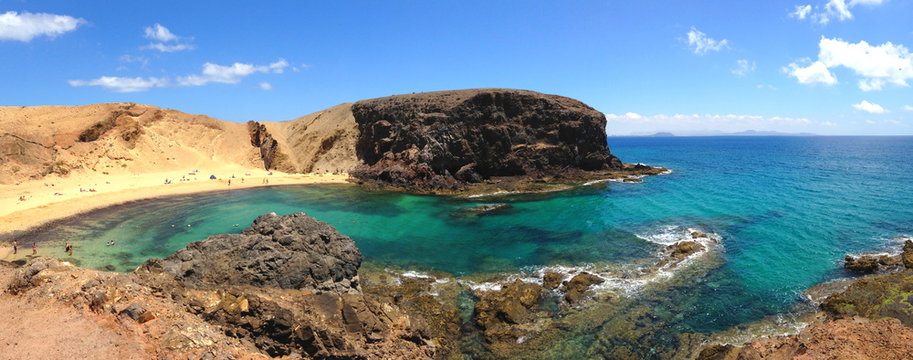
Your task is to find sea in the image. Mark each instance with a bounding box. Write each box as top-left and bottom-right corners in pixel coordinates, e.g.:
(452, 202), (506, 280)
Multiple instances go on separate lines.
(9, 136), (913, 358)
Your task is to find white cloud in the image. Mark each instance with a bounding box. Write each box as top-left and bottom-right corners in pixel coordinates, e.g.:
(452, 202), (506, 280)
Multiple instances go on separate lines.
(604, 112), (819, 134)
(70, 58), (290, 92)
(0, 11), (85, 42)
(259, 82), (273, 91)
(685, 27), (729, 55)
(732, 59), (757, 76)
(903, 105), (913, 111)
(177, 59), (289, 86)
(852, 100), (888, 113)
(68, 76), (168, 93)
(791, 5), (813, 19)
(783, 59), (838, 85)
(793, 0), (887, 24)
(786, 37), (913, 91)
(144, 23), (177, 42)
(142, 43), (195, 52)
(142, 23), (193, 52)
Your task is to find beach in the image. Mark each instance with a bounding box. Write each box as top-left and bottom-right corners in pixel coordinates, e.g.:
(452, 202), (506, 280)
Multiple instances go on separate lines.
(0, 168), (348, 259)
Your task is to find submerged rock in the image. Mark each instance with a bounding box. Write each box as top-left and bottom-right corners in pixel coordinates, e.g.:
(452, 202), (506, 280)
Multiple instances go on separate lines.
(474, 280), (547, 343)
(456, 203), (513, 216)
(141, 212), (361, 293)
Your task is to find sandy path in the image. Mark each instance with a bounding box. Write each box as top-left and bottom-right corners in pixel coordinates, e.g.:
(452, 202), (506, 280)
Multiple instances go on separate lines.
(0, 265), (149, 360)
(0, 168), (348, 259)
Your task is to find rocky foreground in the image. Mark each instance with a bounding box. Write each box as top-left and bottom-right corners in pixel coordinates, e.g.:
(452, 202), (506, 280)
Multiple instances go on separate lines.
(2, 213), (449, 359)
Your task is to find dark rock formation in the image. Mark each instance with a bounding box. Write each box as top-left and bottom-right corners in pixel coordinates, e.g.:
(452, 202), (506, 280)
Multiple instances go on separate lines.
(247, 120), (289, 171)
(560, 272), (604, 305)
(350, 89), (623, 191)
(845, 255), (882, 274)
(141, 212), (361, 293)
(542, 271), (563, 290)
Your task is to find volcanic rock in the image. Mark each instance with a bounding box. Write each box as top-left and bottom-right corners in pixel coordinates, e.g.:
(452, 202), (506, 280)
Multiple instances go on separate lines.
(560, 272), (605, 305)
(350, 89), (623, 191)
(141, 212), (361, 293)
(844, 255), (881, 274)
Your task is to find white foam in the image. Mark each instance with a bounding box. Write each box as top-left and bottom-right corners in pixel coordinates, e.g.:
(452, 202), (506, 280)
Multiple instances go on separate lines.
(399, 270), (433, 279)
(459, 227), (722, 297)
(464, 190), (514, 199)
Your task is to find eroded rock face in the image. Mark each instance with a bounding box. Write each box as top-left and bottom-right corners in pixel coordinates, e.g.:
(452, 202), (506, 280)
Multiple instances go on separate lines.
(350, 89), (623, 191)
(247, 120), (291, 171)
(903, 240), (913, 269)
(142, 212), (361, 293)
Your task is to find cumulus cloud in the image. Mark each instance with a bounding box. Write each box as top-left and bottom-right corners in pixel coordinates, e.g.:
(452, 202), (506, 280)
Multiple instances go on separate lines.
(791, 5), (813, 19)
(783, 59), (838, 85)
(68, 76), (168, 93)
(685, 27), (729, 55)
(732, 59), (757, 76)
(142, 23), (193, 52)
(604, 112), (820, 135)
(903, 105), (913, 111)
(785, 37), (913, 90)
(144, 23), (177, 42)
(852, 100), (888, 113)
(177, 59), (288, 86)
(0, 11), (85, 42)
(792, 0), (887, 24)
(259, 82), (273, 91)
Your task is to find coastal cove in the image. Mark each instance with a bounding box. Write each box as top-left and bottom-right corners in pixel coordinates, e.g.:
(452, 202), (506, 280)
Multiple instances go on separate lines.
(5, 135), (913, 357)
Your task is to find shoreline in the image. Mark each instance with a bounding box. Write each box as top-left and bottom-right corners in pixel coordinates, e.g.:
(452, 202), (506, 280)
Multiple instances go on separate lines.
(0, 170), (349, 259)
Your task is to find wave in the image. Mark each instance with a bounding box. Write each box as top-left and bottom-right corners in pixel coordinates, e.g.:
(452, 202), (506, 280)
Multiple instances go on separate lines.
(459, 225), (722, 297)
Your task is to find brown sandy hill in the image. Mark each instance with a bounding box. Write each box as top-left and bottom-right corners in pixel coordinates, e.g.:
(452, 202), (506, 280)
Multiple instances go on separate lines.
(0, 102), (363, 185)
(0, 103), (263, 184)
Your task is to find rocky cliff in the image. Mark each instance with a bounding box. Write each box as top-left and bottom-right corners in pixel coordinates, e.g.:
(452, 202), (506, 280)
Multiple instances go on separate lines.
(349, 89), (624, 191)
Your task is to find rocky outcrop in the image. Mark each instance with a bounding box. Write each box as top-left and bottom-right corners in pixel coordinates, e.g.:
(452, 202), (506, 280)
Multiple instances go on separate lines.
(141, 212), (361, 293)
(560, 272), (604, 305)
(247, 121), (293, 171)
(903, 240), (913, 269)
(474, 280), (547, 344)
(5, 213), (447, 359)
(349, 89), (624, 191)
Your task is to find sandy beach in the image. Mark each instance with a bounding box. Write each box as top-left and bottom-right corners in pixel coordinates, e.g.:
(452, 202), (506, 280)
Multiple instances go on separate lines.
(0, 168), (348, 259)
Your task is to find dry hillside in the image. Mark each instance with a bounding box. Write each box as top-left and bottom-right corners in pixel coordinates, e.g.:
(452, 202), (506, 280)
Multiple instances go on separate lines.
(0, 103), (362, 185)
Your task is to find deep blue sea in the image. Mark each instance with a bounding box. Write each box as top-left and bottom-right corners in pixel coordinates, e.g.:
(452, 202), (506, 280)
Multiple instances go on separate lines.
(10, 136), (913, 356)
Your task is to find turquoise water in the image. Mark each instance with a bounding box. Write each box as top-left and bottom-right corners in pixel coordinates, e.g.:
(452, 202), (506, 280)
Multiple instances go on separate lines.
(9, 136), (913, 355)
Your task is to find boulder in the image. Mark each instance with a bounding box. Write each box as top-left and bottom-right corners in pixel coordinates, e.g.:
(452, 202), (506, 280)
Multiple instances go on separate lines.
(542, 272), (563, 290)
(140, 212), (362, 293)
(475, 280), (545, 331)
(560, 272), (604, 305)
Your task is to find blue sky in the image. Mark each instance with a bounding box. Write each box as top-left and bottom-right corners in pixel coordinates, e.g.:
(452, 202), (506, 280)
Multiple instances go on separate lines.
(1, 1), (912, 135)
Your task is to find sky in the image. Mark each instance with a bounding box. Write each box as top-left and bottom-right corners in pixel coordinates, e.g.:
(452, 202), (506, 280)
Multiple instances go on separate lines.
(1, 1), (912, 135)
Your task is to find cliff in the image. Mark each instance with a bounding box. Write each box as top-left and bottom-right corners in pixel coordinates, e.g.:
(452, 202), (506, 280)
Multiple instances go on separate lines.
(349, 89), (624, 191)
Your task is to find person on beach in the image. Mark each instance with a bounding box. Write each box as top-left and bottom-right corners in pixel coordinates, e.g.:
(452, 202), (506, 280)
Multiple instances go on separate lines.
(65, 241), (73, 256)
(12, 241), (17, 255)
(228, 179), (231, 186)
(32, 243), (36, 255)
